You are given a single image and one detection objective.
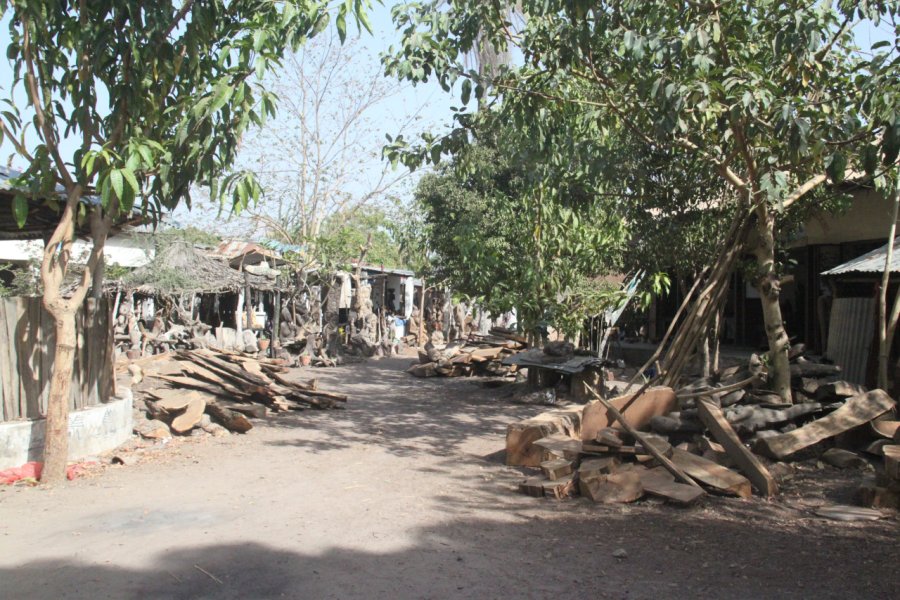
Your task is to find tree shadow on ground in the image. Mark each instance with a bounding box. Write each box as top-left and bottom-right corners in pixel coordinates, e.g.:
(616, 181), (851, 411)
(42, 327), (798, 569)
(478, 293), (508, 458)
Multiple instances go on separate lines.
(260, 357), (540, 461)
(3, 507), (897, 600)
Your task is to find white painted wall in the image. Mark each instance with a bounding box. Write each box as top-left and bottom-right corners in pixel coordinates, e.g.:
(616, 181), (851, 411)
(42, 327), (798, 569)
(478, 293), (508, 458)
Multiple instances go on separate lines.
(0, 232), (154, 268)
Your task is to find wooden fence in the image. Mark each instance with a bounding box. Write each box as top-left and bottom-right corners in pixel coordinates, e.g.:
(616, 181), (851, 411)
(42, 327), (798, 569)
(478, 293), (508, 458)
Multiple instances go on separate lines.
(0, 296), (113, 422)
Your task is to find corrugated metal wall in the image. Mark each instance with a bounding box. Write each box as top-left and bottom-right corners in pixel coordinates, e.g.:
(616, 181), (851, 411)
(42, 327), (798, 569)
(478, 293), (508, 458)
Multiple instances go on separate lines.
(826, 297), (875, 385)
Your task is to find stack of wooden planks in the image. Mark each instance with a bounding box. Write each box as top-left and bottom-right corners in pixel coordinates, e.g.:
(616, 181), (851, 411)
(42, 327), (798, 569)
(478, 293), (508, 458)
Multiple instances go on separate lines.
(407, 331), (525, 378)
(510, 348), (899, 507)
(134, 349), (347, 438)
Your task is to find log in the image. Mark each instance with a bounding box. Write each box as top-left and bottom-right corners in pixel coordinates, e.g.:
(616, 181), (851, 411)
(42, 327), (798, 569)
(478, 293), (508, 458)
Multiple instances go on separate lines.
(581, 386), (677, 441)
(753, 390), (896, 460)
(217, 400), (268, 419)
(821, 448), (868, 469)
(581, 471), (644, 504)
(871, 420), (900, 440)
(171, 395), (207, 433)
(724, 402), (824, 435)
(206, 401), (253, 433)
(697, 398), (778, 497)
(505, 404), (584, 467)
(670, 448), (752, 498)
(637, 466), (705, 506)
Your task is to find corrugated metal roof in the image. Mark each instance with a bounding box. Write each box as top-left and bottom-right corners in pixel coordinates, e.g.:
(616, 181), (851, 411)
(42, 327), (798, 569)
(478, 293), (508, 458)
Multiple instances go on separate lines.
(822, 237), (900, 276)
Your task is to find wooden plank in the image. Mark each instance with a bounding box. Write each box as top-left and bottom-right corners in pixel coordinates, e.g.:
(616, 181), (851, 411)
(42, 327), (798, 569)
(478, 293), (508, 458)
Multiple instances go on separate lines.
(0, 300), (13, 421)
(670, 448), (752, 498)
(753, 390), (896, 460)
(5, 297), (24, 418)
(584, 384), (701, 489)
(637, 466), (705, 506)
(532, 434), (582, 461)
(14, 298), (41, 419)
(697, 398), (778, 497)
(540, 458), (574, 481)
(580, 386), (677, 441)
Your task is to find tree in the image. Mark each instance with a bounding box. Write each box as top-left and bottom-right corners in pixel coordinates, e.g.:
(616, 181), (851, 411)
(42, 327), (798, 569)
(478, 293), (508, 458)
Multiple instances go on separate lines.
(0, 0), (369, 483)
(385, 0), (899, 402)
(238, 32), (418, 273)
(411, 116), (626, 341)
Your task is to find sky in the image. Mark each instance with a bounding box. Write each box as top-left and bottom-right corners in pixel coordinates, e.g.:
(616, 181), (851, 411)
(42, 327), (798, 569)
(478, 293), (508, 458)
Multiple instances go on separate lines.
(0, 3), (894, 238)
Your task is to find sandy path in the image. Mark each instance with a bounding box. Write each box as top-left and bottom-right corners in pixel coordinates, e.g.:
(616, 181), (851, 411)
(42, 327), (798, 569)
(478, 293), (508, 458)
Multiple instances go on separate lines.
(1, 357), (897, 599)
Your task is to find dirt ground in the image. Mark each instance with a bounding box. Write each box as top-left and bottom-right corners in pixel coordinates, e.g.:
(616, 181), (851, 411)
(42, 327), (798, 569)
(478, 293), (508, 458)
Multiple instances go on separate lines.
(1, 356), (898, 599)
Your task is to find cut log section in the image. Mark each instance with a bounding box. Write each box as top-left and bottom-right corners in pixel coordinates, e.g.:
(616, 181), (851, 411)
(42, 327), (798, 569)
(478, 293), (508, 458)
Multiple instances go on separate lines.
(170, 395), (207, 433)
(581, 471), (644, 504)
(581, 387), (677, 441)
(505, 404), (584, 467)
(753, 390), (896, 460)
(206, 401), (253, 433)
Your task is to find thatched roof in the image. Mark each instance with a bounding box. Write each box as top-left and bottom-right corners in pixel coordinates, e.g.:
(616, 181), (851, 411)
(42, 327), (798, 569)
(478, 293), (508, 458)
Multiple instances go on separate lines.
(121, 241), (243, 295)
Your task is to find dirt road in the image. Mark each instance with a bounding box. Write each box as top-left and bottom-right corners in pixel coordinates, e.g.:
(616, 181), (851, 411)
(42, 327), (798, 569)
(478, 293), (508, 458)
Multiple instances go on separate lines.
(1, 357), (898, 599)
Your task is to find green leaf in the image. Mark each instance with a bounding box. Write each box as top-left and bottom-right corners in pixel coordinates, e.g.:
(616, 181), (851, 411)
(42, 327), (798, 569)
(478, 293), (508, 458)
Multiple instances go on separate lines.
(12, 194), (27, 228)
(336, 8), (347, 44)
(461, 79), (471, 105)
(826, 152), (847, 184)
(209, 79), (234, 114)
(110, 169), (124, 201)
(121, 168), (140, 194)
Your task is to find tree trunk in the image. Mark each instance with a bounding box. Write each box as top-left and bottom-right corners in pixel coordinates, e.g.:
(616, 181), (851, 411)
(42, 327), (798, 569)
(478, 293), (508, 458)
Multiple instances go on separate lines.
(877, 181), (900, 390)
(41, 314), (78, 483)
(418, 285), (426, 345)
(754, 208), (792, 403)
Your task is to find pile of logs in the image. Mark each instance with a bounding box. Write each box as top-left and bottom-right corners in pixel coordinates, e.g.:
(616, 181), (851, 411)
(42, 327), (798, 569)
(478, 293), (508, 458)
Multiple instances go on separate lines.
(509, 349), (900, 509)
(133, 349), (347, 439)
(407, 330), (525, 378)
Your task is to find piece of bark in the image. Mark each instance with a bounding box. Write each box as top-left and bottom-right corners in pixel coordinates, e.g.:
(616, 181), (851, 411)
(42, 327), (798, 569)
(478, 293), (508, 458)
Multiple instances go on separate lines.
(135, 419), (171, 440)
(670, 448), (752, 498)
(170, 395), (207, 433)
(884, 445), (900, 481)
(870, 420), (900, 440)
(595, 427), (624, 447)
(518, 477), (546, 498)
(544, 475), (577, 499)
(581, 387), (677, 441)
(697, 398), (778, 497)
(725, 403), (824, 435)
(636, 434), (673, 458)
(505, 404), (584, 467)
(581, 471), (644, 504)
(814, 380), (867, 402)
(753, 390), (896, 460)
(408, 363), (437, 377)
(533, 434), (582, 461)
(821, 448), (868, 469)
(541, 459), (574, 481)
(649, 415), (704, 434)
(206, 401), (253, 433)
(216, 400), (268, 419)
(790, 360), (841, 379)
(637, 466), (705, 506)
